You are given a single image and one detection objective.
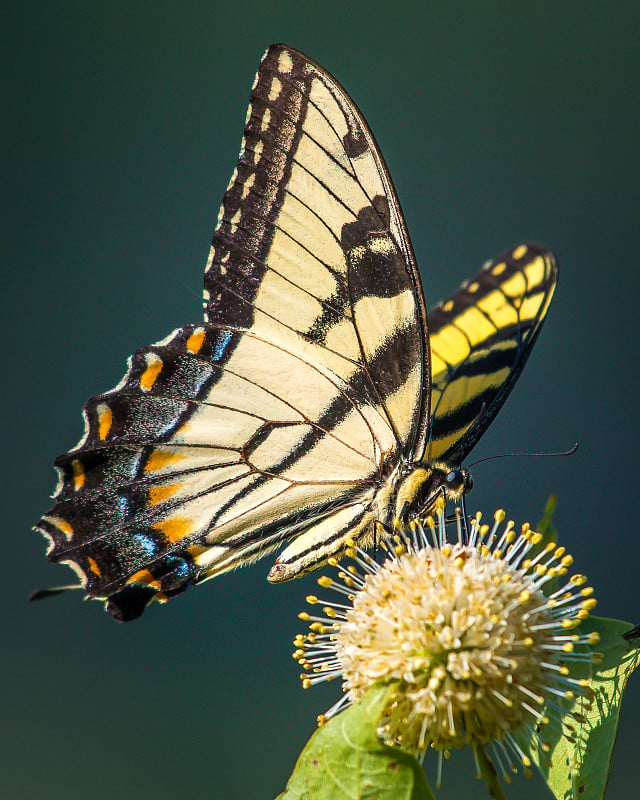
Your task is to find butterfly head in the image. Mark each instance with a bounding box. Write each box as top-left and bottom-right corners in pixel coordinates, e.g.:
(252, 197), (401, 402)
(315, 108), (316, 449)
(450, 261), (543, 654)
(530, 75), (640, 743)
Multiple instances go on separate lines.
(395, 461), (473, 523)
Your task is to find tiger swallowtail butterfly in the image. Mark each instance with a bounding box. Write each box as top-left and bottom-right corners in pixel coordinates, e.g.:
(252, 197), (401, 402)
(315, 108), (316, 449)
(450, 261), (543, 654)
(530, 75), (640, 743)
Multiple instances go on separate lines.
(34, 44), (557, 620)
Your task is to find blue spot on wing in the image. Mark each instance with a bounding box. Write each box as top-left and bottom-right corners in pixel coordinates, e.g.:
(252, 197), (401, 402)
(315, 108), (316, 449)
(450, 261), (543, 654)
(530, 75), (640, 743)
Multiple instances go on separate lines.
(213, 330), (234, 362)
(165, 555), (190, 578)
(134, 532), (158, 557)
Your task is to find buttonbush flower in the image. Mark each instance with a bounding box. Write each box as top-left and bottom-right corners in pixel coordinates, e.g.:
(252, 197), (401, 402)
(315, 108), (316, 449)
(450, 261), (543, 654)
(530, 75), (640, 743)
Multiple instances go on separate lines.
(293, 502), (600, 785)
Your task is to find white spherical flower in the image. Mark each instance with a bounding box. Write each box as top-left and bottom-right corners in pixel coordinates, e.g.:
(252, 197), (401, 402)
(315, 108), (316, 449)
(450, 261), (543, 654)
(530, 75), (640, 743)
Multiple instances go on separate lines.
(294, 503), (599, 784)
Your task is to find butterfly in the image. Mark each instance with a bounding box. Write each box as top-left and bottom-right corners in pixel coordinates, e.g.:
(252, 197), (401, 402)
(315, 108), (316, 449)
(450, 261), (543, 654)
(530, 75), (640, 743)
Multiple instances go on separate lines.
(34, 44), (557, 620)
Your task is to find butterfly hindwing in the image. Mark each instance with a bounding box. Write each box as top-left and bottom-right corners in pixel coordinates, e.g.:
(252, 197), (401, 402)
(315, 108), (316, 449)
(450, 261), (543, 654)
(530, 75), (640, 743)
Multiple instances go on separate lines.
(427, 243), (557, 464)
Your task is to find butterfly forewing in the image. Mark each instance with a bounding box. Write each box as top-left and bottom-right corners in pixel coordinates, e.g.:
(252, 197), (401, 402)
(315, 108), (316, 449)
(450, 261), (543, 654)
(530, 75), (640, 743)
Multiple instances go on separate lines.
(205, 45), (428, 450)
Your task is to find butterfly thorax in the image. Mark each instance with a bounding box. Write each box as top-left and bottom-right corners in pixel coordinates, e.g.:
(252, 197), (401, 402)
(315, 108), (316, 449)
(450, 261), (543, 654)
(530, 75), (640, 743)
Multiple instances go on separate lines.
(267, 459), (472, 585)
(376, 459), (473, 525)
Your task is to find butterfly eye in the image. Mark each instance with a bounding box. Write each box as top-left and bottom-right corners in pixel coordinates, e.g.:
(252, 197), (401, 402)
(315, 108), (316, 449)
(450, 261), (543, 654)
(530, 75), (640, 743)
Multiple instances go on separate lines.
(445, 470), (465, 491)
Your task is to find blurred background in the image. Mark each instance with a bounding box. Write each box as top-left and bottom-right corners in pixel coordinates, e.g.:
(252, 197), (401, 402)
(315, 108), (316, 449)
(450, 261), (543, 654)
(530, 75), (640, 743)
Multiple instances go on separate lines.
(4, 1), (639, 797)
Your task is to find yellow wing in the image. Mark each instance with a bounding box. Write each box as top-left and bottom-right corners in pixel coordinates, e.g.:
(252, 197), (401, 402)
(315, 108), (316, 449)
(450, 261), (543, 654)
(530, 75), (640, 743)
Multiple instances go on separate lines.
(426, 243), (557, 463)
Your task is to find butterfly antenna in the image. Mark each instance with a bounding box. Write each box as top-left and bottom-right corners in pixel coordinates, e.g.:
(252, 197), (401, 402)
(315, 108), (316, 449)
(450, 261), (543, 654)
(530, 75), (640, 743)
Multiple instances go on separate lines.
(467, 442), (579, 469)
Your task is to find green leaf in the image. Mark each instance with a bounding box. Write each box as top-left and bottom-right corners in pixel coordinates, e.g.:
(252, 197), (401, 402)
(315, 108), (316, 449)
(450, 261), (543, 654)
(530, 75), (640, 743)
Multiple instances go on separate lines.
(473, 743), (508, 800)
(524, 616), (640, 800)
(536, 495), (559, 597)
(276, 684), (435, 800)
(537, 495), (558, 547)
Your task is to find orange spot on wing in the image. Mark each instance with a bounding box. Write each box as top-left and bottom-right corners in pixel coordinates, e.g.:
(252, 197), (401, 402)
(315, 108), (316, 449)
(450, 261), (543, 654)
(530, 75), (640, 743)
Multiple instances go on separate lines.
(97, 404), (113, 440)
(51, 517), (74, 539)
(187, 544), (207, 559)
(128, 569), (161, 589)
(140, 354), (163, 391)
(72, 459), (85, 490)
(154, 517), (192, 543)
(148, 484), (180, 504)
(186, 328), (206, 354)
(87, 556), (101, 577)
(144, 449), (183, 473)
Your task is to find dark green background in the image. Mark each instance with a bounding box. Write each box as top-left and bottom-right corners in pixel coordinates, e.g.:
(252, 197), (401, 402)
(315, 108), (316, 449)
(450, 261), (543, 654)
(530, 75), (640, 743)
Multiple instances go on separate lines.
(5, 2), (639, 798)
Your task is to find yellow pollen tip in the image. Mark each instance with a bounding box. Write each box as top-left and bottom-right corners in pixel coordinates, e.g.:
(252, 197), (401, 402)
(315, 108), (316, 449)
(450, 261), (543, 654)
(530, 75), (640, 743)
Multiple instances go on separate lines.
(530, 533), (543, 545)
(561, 555), (574, 567)
(302, 679), (312, 689)
(298, 612), (310, 620)
(588, 632), (601, 645)
(580, 586), (594, 596)
(494, 509), (506, 522)
(306, 595), (318, 604)
(559, 666), (569, 676)
(454, 556), (465, 569)
(581, 599), (597, 611)
(519, 590), (531, 603)
(317, 576), (332, 588)
(523, 636), (534, 647)
(536, 565), (547, 575)
(562, 642), (575, 653)
(328, 558), (338, 567)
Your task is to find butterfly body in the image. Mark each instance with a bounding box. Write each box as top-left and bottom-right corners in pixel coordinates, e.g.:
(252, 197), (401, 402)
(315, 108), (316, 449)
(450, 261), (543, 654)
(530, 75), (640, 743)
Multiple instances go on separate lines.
(35, 45), (557, 620)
